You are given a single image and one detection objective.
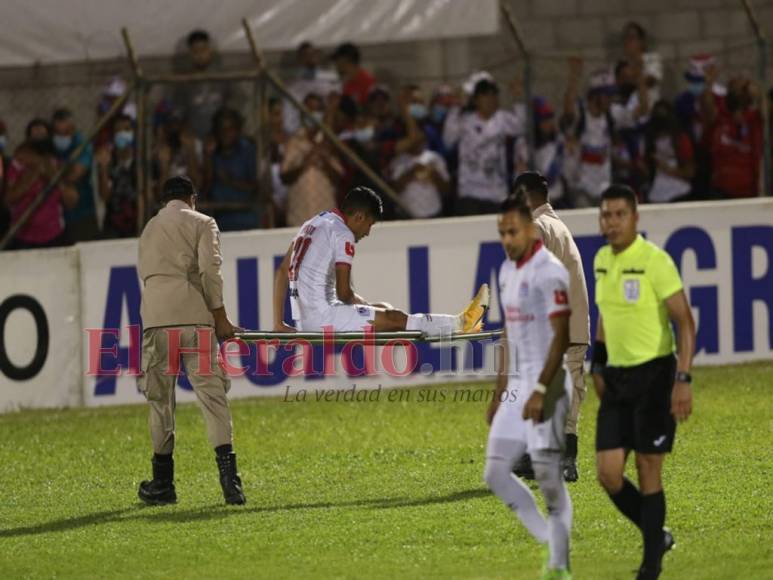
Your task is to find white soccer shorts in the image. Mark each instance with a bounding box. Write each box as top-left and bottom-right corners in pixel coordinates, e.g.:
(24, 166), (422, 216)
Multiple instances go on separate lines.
(488, 376), (570, 454)
(297, 303), (377, 332)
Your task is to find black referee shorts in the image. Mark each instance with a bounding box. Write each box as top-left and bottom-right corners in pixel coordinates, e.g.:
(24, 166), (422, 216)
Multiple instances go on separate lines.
(596, 354), (677, 454)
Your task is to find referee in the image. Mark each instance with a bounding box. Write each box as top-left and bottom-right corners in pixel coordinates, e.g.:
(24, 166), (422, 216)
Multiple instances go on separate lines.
(592, 185), (695, 580)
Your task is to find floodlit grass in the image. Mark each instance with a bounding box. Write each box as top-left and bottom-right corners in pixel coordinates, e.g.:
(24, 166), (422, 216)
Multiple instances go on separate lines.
(1, 362), (771, 579)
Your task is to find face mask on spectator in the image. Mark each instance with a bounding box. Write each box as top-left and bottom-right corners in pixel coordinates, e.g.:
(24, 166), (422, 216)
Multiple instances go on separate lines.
(114, 130), (134, 149)
(430, 105), (448, 124)
(0, 135), (6, 152)
(687, 81), (705, 97)
(53, 134), (73, 153)
(354, 126), (374, 143)
(409, 103), (427, 119)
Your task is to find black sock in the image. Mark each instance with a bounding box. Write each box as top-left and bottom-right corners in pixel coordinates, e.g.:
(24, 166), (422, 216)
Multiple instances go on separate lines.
(609, 477), (643, 530)
(215, 444), (233, 457)
(564, 434), (578, 459)
(641, 491), (666, 570)
(153, 453), (173, 464)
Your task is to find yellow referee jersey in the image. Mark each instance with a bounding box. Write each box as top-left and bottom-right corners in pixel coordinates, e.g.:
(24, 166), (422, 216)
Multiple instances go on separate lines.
(594, 234), (684, 367)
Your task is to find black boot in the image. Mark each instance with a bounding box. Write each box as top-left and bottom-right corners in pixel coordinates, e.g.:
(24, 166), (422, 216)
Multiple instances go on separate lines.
(138, 454), (177, 505)
(562, 434), (579, 483)
(216, 452), (246, 505)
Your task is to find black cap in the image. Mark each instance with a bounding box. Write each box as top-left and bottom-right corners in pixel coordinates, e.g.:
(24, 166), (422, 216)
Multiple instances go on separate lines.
(162, 175), (196, 202)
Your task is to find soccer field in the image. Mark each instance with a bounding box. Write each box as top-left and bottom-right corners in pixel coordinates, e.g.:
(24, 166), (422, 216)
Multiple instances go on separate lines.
(1, 362), (771, 579)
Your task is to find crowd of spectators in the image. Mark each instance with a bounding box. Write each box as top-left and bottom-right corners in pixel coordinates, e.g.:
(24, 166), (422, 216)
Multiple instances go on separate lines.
(0, 23), (770, 249)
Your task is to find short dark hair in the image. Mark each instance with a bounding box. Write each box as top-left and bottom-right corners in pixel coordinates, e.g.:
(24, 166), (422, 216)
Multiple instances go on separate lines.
(52, 108), (73, 123)
(513, 171), (548, 202)
(500, 195), (533, 222)
(187, 29), (210, 47)
(212, 107), (243, 133)
(474, 79), (499, 98)
(623, 21), (647, 43)
(112, 113), (134, 130)
(341, 186), (383, 220)
(331, 42), (360, 65)
(162, 175), (196, 203)
(601, 184), (638, 211)
(297, 41), (312, 53)
(25, 117), (51, 138)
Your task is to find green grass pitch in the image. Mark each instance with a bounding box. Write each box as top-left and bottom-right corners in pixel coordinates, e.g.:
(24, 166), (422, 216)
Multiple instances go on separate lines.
(1, 362), (771, 579)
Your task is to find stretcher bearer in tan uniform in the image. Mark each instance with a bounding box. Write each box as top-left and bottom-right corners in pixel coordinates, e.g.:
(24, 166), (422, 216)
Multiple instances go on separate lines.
(513, 172), (590, 483)
(137, 176), (245, 506)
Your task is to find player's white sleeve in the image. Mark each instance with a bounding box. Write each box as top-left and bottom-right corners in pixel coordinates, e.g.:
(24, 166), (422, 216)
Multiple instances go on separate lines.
(543, 266), (572, 319)
(333, 229), (356, 269)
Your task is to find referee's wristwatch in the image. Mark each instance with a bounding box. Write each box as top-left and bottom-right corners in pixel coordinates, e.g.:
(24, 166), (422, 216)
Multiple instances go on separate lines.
(675, 371), (692, 384)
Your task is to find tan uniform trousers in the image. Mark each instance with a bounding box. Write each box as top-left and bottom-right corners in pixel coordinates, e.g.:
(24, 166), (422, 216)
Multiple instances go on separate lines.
(138, 326), (232, 455)
(565, 343), (589, 435)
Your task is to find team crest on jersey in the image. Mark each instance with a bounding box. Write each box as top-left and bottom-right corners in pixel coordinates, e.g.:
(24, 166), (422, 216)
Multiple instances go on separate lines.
(623, 279), (640, 303)
(519, 282), (529, 297)
(345, 242), (355, 257)
(356, 306), (370, 316)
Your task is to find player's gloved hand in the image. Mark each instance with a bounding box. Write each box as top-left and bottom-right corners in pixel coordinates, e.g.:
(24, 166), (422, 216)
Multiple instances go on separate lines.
(522, 392), (544, 423)
(671, 381), (693, 422)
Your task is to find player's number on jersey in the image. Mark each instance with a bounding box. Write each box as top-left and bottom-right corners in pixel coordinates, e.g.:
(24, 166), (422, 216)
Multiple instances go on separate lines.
(288, 236), (312, 281)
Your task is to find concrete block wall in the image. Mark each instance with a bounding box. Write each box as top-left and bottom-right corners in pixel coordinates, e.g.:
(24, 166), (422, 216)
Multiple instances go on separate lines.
(0, 0), (770, 147)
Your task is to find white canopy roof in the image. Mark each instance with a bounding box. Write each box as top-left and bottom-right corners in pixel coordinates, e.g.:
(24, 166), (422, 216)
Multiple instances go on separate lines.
(3, 0), (498, 67)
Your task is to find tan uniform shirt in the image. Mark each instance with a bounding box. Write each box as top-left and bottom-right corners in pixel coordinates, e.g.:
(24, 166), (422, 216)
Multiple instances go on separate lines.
(533, 203), (590, 345)
(138, 199), (224, 329)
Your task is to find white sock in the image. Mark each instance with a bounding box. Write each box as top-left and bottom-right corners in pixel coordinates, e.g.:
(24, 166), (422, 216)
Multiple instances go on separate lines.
(484, 439), (549, 543)
(534, 453), (573, 569)
(406, 313), (461, 336)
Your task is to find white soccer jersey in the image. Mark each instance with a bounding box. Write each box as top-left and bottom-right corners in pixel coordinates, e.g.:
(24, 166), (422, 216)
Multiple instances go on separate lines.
(575, 112), (612, 199)
(288, 209), (356, 322)
(498, 241), (572, 390)
(490, 242), (572, 448)
(443, 105), (525, 202)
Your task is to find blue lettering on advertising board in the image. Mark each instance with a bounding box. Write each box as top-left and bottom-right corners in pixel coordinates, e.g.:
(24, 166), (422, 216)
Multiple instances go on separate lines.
(95, 223), (772, 395)
(732, 226), (773, 352)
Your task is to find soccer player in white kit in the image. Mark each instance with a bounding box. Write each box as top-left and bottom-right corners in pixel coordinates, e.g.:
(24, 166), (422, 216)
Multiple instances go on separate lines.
(273, 186), (488, 335)
(484, 196), (573, 580)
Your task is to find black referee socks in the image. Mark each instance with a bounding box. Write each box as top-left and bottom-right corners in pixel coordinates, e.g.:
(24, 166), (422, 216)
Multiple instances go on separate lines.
(609, 477), (643, 529)
(641, 491), (666, 569)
